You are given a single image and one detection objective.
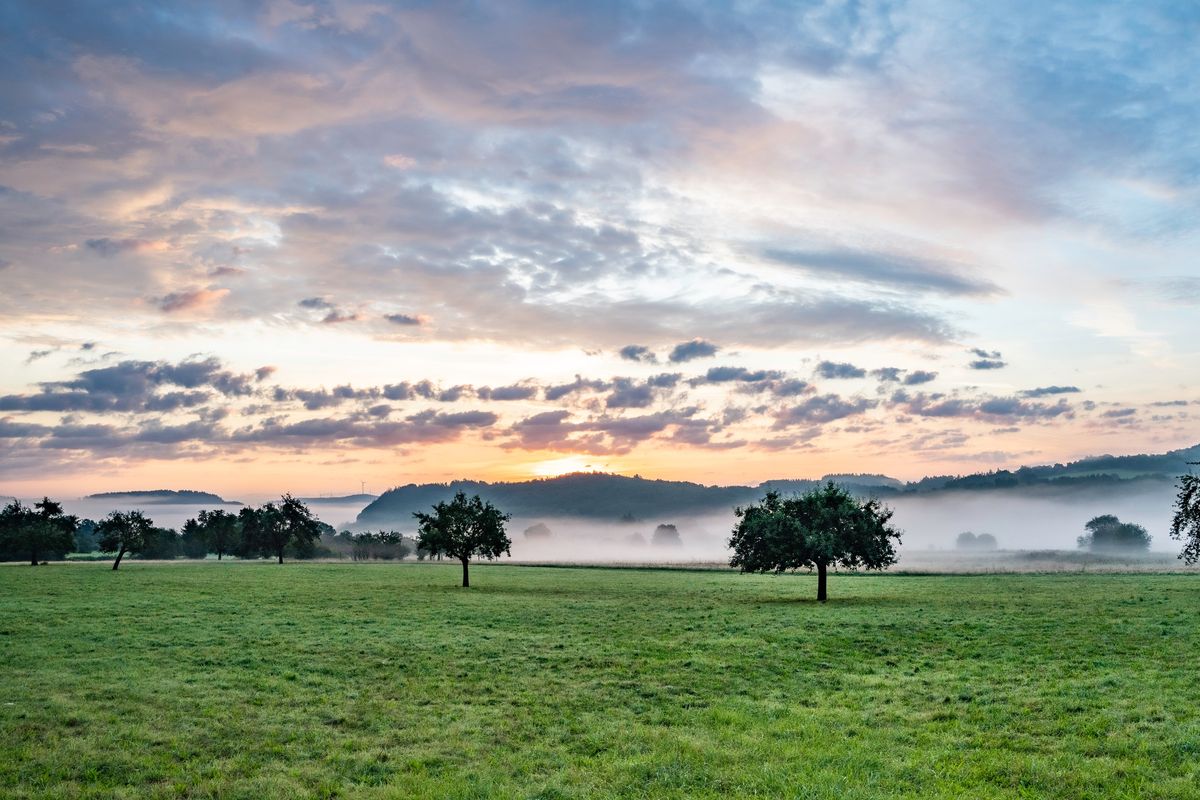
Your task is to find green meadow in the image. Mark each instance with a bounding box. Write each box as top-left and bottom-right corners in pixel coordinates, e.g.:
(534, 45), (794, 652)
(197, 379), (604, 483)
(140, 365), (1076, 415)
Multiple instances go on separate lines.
(1, 563), (1198, 799)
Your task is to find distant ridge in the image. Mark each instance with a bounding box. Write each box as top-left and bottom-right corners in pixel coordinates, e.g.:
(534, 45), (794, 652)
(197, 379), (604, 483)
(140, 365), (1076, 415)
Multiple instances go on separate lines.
(84, 489), (239, 505)
(298, 494), (378, 505)
(356, 443), (1198, 528)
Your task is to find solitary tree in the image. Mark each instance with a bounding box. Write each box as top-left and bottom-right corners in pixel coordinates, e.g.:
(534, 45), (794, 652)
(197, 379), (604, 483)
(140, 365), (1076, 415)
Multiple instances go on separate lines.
(0, 498), (78, 565)
(652, 523), (682, 547)
(1170, 464), (1200, 564)
(729, 483), (901, 602)
(1077, 514), (1151, 552)
(414, 491), (511, 587)
(96, 510), (154, 570)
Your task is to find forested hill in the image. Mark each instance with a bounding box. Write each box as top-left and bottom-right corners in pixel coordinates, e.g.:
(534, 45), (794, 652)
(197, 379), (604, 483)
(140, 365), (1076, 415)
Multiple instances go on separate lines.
(356, 443), (1197, 527)
(84, 489), (238, 505)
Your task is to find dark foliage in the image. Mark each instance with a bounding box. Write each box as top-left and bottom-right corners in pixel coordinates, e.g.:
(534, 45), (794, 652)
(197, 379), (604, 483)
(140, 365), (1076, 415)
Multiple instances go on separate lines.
(0, 498), (78, 564)
(1170, 465), (1200, 564)
(414, 491), (511, 587)
(237, 495), (322, 564)
(729, 483), (901, 601)
(96, 510), (154, 570)
(651, 523), (682, 547)
(1077, 514), (1151, 552)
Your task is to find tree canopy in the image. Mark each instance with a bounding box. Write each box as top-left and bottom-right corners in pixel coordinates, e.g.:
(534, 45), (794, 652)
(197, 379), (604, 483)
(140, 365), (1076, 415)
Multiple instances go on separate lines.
(414, 491), (511, 587)
(96, 510), (155, 570)
(1077, 514), (1151, 552)
(1170, 465), (1200, 564)
(238, 495), (322, 564)
(0, 497), (78, 565)
(729, 483), (901, 602)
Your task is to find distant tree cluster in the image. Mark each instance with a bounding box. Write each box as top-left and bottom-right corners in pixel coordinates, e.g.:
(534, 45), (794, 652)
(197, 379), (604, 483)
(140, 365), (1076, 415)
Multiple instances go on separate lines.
(1077, 514), (1151, 552)
(0, 498), (79, 565)
(651, 523), (681, 547)
(955, 531), (998, 551)
(331, 530), (413, 561)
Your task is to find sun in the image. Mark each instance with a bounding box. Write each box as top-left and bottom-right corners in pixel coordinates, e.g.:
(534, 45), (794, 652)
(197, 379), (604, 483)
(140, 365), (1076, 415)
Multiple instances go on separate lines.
(528, 456), (608, 478)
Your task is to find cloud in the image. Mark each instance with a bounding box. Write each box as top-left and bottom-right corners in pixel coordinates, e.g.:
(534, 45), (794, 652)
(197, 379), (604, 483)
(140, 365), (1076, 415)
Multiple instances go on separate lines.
(322, 310), (358, 324)
(0, 357), (255, 413)
(668, 339), (719, 363)
(384, 313), (422, 326)
(763, 247), (1000, 296)
(156, 287), (229, 313)
(299, 297), (333, 310)
(25, 349), (53, 364)
(774, 394), (877, 427)
(618, 344), (656, 363)
(84, 238), (165, 257)
(1020, 385), (1080, 397)
(968, 350), (1006, 370)
(477, 384), (538, 401)
(815, 360), (866, 379)
(904, 370), (938, 385)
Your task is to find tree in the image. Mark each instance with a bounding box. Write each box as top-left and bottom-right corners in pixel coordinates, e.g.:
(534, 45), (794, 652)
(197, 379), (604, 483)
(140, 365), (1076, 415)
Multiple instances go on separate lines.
(238, 495), (322, 564)
(524, 522), (552, 540)
(75, 519), (99, 553)
(728, 483), (901, 602)
(414, 491), (511, 587)
(96, 510), (154, 570)
(0, 498), (78, 565)
(139, 527), (181, 560)
(652, 523), (682, 547)
(1170, 464), (1200, 564)
(194, 509), (240, 560)
(1077, 514), (1151, 552)
(956, 531), (998, 551)
(180, 519), (209, 559)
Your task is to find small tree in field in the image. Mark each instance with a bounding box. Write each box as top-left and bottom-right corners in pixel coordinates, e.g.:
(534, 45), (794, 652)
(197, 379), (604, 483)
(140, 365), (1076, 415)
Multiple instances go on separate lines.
(96, 510), (154, 570)
(0, 498), (78, 565)
(414, 491), (511, 587)
(1077, 514), (1151, 552)
(729, 483), (901, 602)
(1170, 464), (1200, 564)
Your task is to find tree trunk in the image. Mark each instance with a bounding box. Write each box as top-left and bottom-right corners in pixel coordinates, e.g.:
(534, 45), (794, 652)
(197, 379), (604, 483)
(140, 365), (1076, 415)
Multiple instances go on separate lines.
(217, 549), (223, 561)
(817, 562), (828, 603)
(277, 548), (284, 565)
(30, 547), (38, 566)
(461, 558), (470, 588)
(112, 547), (126, 571)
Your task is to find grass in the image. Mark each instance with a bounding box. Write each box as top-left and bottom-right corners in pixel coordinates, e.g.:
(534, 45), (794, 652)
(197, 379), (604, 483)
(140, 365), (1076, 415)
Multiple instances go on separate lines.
(1, 563), (1199, 799)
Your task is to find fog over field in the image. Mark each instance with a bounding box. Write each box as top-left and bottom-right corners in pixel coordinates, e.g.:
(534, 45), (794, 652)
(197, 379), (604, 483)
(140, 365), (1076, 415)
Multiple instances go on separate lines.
(15, 478), (1182, 568)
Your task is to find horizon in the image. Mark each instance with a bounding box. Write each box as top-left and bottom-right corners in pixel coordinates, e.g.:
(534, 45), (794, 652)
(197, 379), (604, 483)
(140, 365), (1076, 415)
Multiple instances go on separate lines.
(2, 2), (1197, 497)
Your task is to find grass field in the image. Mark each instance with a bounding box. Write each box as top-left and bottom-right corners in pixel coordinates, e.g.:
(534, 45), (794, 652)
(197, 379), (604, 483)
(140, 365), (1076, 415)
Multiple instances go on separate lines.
(2, 563), (1199, 799)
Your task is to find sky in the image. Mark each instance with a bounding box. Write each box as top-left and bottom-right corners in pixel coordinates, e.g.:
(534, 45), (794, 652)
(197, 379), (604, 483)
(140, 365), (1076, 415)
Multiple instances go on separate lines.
(0, 0), (1197, 499)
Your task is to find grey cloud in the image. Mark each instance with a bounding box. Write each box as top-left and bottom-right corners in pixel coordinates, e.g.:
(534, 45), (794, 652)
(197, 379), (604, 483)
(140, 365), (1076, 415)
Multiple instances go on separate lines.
(774, 394), (877, 427)
(904, 370), (938, 385)
(968, 350), (1006, 370)
(1020, 385), (1080, 397)
(815, 360), (866, 379)
(764, 247), (1000, 296)
(84, 238), (150, 257)
(618, 345), (656, 363)
(477, 384), (538, 401)
(299, 297), (333, 309)
(668, 339), (718, 363)
(384, 313), (422, 326)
